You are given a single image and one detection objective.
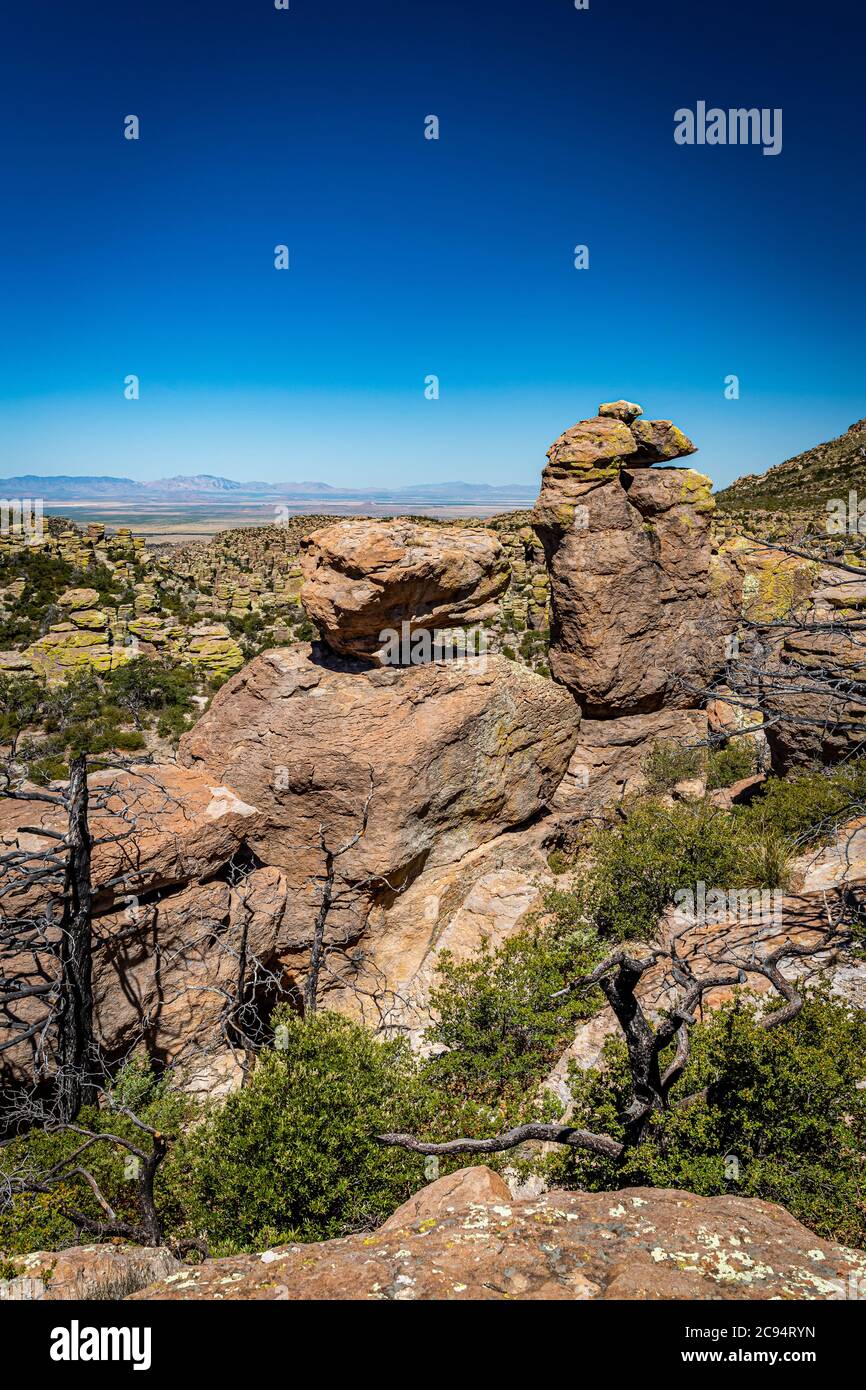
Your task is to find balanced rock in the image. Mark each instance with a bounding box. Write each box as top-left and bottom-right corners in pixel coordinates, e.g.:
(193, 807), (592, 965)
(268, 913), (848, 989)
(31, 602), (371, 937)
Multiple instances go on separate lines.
(598, 399), (643, 423)
(300, 519), (509, 660)
(533, 408), (720, 716)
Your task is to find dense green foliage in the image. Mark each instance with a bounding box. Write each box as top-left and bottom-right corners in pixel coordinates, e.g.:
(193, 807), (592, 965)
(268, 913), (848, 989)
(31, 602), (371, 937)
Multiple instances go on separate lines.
(563, 798), (788, 941)
(706, 738), (757, 789)
(172, 1011), (434, 1249)
(0, 1062), (190, 1256)
(736, 759), (866, 848)
(3, 657), (199, 780)
(549, 991), (866, 1248)
(424, 923), (603, 1105)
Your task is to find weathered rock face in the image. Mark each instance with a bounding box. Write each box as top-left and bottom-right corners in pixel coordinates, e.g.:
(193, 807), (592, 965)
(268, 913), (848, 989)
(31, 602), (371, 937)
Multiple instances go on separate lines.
(329, 820), (555, 1040)
(130, 1180), (866, 1301)
(2, 644), (579, 1081)
(527, 402), (738, 819)
(710, 539), (866, 773)
(179, 647), (577, 885)
(534, 416), (721, 715)
(553, 709), (709, 819)
(0, 1245), (179, 1301)
(300, 519), (510, 661)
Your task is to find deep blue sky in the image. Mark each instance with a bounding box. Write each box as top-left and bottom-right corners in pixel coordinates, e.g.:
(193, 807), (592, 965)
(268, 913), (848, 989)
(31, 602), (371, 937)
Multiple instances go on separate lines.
(1, 0), (864, 490)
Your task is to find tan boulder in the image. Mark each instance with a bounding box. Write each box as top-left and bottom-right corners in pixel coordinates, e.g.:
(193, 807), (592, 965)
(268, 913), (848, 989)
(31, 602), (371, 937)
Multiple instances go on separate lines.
(179, 647), (578, 889)
(57, 586), (100, 609)
(536, 459), (723, 714)
(598, 399), (643, 423)
(0, 1245), (179, 1301)
(381, 1166), (512, 1231)
(300, 519), (509, 660)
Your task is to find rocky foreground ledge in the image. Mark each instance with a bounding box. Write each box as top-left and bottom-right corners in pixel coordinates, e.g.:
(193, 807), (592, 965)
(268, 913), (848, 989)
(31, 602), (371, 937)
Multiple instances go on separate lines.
(121, 1170), (866, 1302)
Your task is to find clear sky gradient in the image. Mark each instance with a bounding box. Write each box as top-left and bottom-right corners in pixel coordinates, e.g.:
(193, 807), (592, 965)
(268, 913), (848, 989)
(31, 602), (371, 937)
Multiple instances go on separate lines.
(1, 0), (864, 490)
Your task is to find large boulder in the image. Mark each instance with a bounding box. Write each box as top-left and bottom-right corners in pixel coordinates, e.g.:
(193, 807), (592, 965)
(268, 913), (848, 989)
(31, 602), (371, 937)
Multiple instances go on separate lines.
(535, 456), (723, 715)
(130, 1185), (866, 1301)
(300, 519), (509, 660)
(178, 646), (578, 887)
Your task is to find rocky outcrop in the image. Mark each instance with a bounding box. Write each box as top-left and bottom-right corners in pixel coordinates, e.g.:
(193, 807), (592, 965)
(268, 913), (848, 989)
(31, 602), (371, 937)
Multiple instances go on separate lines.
(2, 643), (579, 1079)
(530, 402), (733, 821)
(179, 646), (576, 897)
(533, 409), (720, 715)
(129, 1178), (866, 1301)
(300, 519), (509, 661)
(0, 1245), (179, 1301)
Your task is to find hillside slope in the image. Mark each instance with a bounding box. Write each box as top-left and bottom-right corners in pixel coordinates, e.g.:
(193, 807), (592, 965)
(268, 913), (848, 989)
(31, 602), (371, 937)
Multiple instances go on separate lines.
(716, 417), (866, 513)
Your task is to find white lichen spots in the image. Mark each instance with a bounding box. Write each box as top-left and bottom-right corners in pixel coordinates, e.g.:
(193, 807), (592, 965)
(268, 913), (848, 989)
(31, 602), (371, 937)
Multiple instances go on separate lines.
(807, 1249), (826, 1261)
(696, 1228), (722, 1250)
(608, 1204), (627, 1218)
(492, 1205), (513, 1218)
(260, 1251), (277, 1264)
(393, 1249), (411, 1258)
(630, 1197), (648, 1207)
(453, 1283), (468, 1293)
(462, 1204), (495, 1230)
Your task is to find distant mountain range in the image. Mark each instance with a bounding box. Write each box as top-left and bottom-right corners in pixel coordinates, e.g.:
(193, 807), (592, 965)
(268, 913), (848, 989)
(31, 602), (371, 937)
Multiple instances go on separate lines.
(0, 474), (536, 504)
(715, 417), (866, 512)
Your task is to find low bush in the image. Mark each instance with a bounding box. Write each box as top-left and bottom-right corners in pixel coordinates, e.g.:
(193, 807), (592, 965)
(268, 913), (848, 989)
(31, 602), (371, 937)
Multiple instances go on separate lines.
(548, 990), (866, 1249)
(706, 738), (756, 789)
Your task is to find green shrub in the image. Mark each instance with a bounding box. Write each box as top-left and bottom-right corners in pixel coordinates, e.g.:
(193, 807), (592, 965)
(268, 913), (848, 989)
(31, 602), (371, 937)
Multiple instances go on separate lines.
(707, 738), (756, 789)
(642, 740), (705, 793)
(423, 923), (604, 1105)
(736, 760), (866, 848)
(175, 1011), (433, 1249)
(561, 798), (787, 941)
(550, 991), (866, 1249)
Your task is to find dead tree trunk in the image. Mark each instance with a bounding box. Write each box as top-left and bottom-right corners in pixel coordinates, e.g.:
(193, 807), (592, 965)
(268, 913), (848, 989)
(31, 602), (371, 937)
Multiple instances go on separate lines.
(56, 755), (97, 1120)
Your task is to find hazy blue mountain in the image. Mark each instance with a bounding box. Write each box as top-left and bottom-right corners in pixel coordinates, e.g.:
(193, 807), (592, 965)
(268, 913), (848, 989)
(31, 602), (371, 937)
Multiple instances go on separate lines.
(0, 474), (535, 503)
